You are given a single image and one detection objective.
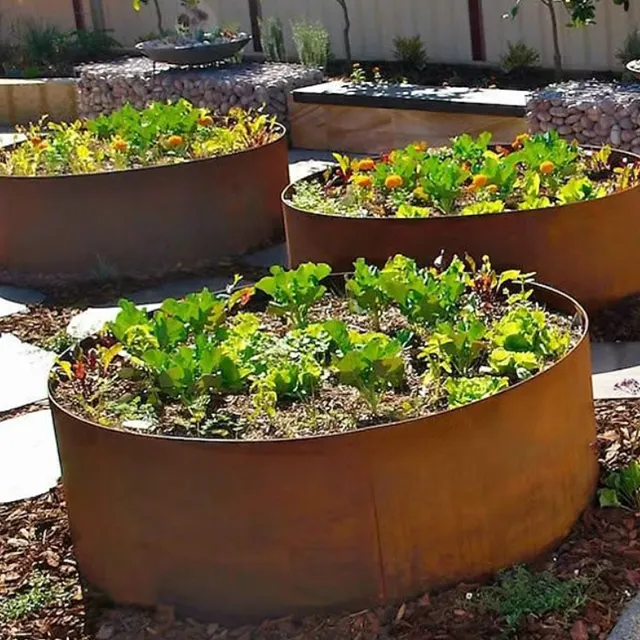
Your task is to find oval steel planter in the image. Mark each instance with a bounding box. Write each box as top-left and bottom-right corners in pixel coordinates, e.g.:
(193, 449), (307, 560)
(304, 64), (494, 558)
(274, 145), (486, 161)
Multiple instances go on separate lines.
(49, 283), (597, 624)
(0, 125), (288, 285)
(135, 36), (251, 66)
(283, 149), (640, 312)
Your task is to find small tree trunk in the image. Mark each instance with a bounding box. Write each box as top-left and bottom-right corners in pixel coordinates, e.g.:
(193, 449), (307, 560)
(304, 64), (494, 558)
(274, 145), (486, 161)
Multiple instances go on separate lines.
(71, 0), (87, 30)
(335, 0), (352, 63)
(542, 0), (563, 81)
(153, 0), (164, 35)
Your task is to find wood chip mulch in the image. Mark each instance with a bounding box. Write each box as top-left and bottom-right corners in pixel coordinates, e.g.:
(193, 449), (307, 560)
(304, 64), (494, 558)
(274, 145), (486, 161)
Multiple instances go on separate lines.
(0, 306), (79, 351)
(2, 399), (640, 640)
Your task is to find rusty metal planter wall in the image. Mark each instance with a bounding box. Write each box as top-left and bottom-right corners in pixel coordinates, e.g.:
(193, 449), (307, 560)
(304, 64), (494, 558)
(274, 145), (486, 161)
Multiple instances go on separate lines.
(283, 151), (640, 312)
(49, 284), (597, 624)
(0, 126), (288, 285)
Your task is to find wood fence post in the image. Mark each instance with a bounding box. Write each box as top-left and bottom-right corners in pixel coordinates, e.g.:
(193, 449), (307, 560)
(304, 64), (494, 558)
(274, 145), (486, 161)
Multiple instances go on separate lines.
(248, 0), (263, 52)
(468, 0), (486, 61)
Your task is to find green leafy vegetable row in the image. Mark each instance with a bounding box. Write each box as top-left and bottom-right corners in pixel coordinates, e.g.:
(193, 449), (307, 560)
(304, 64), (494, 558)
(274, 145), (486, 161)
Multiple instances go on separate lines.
(1, 100), (279, 177)
(53, 254), (574, 439)
(290, 131), (640, 218)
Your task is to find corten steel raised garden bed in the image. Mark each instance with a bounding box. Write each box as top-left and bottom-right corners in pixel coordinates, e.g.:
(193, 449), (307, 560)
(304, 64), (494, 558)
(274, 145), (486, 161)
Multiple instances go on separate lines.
(49, 284), (597, 624)
(283, 149), (640, 312)
(0, 124), (287, 284)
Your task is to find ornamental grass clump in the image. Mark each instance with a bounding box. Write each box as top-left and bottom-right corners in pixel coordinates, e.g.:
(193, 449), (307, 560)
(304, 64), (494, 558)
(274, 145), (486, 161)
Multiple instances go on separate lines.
(0, 100), (280, 177)
(288, 130), (640, 218)
(51, 254), (578, 441)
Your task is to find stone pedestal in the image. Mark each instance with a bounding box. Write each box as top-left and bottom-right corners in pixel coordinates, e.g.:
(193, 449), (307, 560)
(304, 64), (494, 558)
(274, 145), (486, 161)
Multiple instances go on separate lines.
(77, 58), (324, 129)
(527, 81), (640, 153)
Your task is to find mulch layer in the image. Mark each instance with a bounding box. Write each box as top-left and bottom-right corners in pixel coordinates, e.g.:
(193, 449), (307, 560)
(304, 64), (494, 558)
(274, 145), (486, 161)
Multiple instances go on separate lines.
(1, 399), (640, 640)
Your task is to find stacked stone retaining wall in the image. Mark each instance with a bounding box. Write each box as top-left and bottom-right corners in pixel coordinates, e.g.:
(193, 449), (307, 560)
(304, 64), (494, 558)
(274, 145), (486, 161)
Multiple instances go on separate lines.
(78, 59), (324, 129)
(528, 81), (640, 153)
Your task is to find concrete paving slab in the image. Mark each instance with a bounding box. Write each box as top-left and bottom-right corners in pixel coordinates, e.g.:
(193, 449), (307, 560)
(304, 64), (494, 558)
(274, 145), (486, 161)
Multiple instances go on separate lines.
(289, 149), (336, 183)
(242, 243), (287, 269)
(0, 410), (61, 503)
(592, 343), (640, 399)
(67, 303), (167, 340)
(607, 592), (640, 639)
(129, 275), (235, 305)
(0, 132), (24, 148)
(0, 285), (45, 318)
(0, 335), (56, 412)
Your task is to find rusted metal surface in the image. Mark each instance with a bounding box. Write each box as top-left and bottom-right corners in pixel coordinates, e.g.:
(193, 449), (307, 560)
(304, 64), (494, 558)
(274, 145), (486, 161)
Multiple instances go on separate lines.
(283, 150), (640, 312)
(49, 284), (597, 624)
(0, 126), (288, 285)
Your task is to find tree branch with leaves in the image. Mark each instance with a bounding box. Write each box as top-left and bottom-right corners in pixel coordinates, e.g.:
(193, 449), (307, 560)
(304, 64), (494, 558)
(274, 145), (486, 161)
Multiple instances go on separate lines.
(505, 0), (631, 81)
(132, 0), (165, 37)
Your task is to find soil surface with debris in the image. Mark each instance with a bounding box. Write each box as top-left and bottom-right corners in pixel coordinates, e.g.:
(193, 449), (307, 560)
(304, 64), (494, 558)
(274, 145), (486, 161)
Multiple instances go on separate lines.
(1, 399), (639, 639)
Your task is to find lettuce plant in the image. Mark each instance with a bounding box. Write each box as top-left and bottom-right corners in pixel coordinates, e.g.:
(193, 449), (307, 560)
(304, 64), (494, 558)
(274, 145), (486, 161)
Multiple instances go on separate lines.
(599, 461), (640, 511)
(256, 262), (331, 328)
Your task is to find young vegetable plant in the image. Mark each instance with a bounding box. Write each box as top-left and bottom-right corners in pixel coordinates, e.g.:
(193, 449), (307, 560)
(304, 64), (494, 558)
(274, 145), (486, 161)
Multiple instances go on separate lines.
(52, 253), (575, 440)
(324, 320), (405, 414)
(445, 375), (510, 408)
(2, 101), (279, 177)
(420, 314), (488, 380)
(487, 305), (570, 379)
(256, 262), (332, 328)
(378, 255), (467, 326)
(345, 258), (390, 330)
(599, 460), (640, 511)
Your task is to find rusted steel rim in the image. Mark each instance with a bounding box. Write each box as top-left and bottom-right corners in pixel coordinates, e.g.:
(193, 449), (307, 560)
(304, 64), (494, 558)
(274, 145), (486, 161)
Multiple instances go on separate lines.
(0, 125), (288, 286)
(281, 147), (640, 312)
(49, 283), (597, 623)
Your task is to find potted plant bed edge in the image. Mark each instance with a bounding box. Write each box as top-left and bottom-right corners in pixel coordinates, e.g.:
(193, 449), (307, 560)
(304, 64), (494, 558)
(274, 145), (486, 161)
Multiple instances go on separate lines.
(48, 260), (597, 624)
(282, 136), (640, 312)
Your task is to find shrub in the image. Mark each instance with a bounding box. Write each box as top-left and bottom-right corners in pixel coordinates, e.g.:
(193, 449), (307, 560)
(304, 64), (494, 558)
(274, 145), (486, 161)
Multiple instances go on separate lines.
(260, 16), (286, 63)
(291, 20), (330, 70)
(69, 29), (120, 62)
(20, 22), (70, 68)
(393, 35), (428, 71)
(500, 40), (540, 73)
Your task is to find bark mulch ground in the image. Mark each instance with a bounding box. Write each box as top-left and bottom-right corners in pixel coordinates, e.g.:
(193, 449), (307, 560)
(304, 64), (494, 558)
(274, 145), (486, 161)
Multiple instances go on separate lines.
(1, 399), (640, 640)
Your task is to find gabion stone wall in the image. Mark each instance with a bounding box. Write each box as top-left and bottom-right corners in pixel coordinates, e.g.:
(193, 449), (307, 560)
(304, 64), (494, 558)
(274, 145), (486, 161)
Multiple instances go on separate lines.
(77, 58), (324, 128)
(528, 81), (640, 154)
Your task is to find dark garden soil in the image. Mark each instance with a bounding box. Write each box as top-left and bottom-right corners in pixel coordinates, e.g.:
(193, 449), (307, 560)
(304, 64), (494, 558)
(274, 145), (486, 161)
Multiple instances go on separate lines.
(1, 399), (639, 640)
(327, 60), (620, 92)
